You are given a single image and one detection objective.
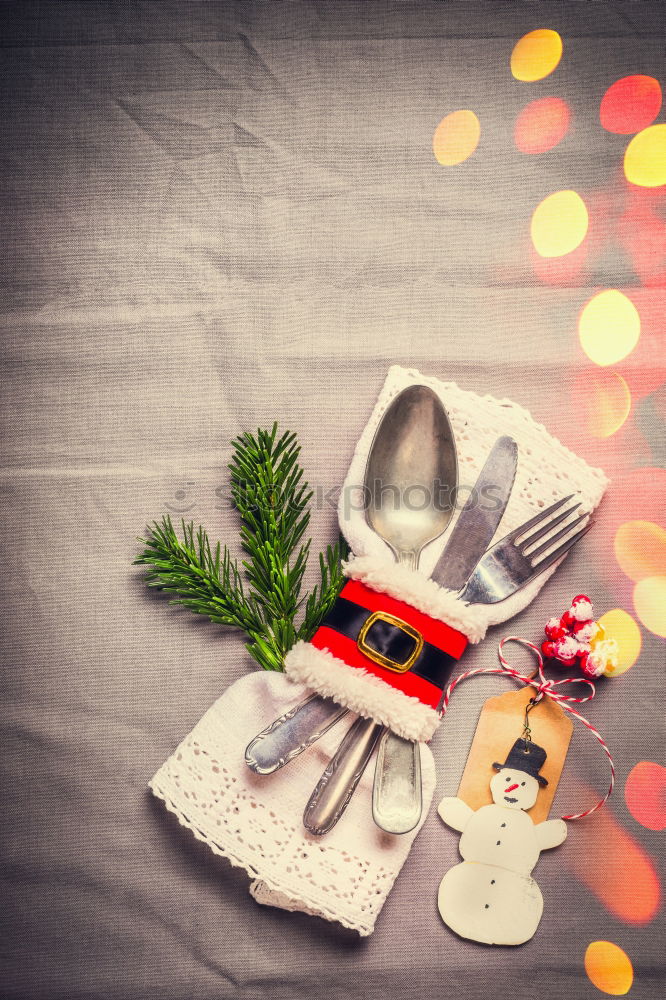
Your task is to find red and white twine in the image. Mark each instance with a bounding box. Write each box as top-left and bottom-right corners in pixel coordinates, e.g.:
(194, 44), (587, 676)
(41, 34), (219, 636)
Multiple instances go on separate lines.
(440, 636), (615, 821)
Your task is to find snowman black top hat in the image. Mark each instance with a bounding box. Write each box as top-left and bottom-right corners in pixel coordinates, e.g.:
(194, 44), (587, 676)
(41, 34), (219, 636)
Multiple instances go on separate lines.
(493, 738), (549, 786)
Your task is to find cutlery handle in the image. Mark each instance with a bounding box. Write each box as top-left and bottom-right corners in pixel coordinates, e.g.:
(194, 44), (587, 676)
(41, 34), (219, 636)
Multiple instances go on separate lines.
(303, 717), (384, 836)
(245, 695), (349, 775)
(372, 730), (422, 835)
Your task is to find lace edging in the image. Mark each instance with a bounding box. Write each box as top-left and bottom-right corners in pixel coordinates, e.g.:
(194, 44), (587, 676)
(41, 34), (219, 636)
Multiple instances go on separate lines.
(149, 779), (376, 936)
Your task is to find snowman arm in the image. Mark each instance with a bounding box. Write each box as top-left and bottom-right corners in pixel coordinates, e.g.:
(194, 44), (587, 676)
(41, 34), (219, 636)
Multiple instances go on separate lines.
(535, 818), (568, 850)
(437, 796), (474, 832)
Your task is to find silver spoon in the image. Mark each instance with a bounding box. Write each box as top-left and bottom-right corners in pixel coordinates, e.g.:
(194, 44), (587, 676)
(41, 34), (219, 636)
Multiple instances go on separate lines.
(303, 385), (457, 836)
(364, 385), (457, 572)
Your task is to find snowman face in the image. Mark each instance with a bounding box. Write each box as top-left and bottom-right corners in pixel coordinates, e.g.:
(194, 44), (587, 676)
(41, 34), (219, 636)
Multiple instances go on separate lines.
(490, 768), (540, 810)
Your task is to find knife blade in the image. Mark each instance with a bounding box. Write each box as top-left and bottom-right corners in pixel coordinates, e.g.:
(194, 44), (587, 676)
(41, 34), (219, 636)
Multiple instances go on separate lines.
(430, 435), (518, 592)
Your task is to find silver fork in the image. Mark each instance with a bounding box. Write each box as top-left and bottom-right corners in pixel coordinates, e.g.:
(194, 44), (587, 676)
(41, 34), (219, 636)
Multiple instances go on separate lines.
(459, 494), (594, 605)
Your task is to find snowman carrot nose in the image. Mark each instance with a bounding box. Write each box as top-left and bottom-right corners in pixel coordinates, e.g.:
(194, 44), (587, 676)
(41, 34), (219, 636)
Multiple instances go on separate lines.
(505, 783), (519, 792)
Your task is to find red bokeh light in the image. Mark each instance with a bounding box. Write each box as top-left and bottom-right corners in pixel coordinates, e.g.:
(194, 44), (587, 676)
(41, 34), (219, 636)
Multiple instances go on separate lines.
(566, 784), (661, 925)
(600, 75), (662, 134)
(625, 762), (666, 831)
(515, 97), (571, 154)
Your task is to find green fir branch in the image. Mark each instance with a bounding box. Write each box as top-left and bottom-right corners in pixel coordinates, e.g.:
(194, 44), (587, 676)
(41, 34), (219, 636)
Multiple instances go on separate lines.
(135, 424), (347, 671)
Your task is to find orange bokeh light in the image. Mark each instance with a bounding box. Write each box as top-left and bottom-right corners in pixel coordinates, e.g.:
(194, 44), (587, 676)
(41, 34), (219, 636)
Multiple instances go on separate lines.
(585, 941), (634, 996)
(433, 110), (481, 165)
(514, 97), (571, 154)
(614, 520), (666, 581)
(511, 29), (563, 82)
(566, 787), (661, 925)
(625, 762), (666, 831)
(583, 370), (631, 438)
(600, 75), (662, 134)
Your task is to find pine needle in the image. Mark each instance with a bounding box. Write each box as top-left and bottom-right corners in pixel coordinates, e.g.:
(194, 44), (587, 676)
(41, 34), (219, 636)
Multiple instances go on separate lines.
(135, 424), (347, 671)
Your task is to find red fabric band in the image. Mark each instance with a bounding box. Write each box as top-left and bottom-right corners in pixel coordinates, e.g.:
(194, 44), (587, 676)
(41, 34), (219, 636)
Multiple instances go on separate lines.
(341, 580), (469, 657)
(310, 579), (469, 710)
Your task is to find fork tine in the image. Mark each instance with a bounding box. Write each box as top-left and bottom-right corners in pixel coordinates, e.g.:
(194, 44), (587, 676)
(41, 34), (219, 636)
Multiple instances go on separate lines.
(527, 511), (590, 560)
(519, 502), (581, 552)
(529, 520), (595, 577)
(509, 494), (576, 542)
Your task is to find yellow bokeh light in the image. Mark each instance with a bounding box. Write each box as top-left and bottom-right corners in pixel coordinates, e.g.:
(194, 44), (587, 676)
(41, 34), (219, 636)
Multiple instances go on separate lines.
(531, 190), (588, 258)
(597, 609), (642, 675)
(578, 290), (641, 366)
(633, 576), (666, 637)
(585, 941), (634, 996)
(585, 371), (631, 438)
(624, 124), (666, 188)
(614, 520), (666, 581)
(511, 29), (563, 82)
(432, 110), (481, 166)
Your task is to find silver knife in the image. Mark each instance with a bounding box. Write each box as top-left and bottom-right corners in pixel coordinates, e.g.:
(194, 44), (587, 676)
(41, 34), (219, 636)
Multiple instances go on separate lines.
(431, 435), (519, 590)
(372, 435), (518, 833)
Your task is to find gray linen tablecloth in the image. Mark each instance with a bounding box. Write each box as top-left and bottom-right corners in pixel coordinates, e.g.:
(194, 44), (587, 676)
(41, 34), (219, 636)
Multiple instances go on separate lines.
(1, 3), (663, 998)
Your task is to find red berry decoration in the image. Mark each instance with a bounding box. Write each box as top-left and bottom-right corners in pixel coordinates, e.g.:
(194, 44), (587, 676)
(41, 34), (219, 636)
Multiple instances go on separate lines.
(572, 619), (595, 642)
(570, 594), (594, 622)
(543, 596), (618, 677)
(545, 617), (567, 641)
(552, 635), (580, 666)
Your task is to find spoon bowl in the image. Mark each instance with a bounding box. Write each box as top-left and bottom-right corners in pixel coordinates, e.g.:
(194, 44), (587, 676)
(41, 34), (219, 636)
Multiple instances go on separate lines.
(365, 384), (458, 568)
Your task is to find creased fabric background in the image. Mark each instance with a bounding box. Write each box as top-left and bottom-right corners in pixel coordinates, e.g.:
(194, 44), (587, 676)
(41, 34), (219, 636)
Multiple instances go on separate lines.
(0, 3), (663, 999)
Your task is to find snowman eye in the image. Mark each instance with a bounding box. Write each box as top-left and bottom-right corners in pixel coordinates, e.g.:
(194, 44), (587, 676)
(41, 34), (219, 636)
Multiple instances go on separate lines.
(521, 781), (526, 786)
(505, 776), (512, 782)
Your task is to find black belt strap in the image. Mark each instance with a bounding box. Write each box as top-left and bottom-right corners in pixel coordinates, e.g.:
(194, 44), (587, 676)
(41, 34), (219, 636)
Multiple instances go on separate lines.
(321, 596), (458, 690)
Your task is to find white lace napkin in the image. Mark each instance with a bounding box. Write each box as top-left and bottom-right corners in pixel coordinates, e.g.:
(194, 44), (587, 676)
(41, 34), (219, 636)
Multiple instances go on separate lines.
(150, 670), (436, 937)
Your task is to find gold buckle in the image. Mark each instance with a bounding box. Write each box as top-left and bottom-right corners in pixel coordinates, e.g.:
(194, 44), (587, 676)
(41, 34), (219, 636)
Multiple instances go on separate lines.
(357, 611), (424, 673)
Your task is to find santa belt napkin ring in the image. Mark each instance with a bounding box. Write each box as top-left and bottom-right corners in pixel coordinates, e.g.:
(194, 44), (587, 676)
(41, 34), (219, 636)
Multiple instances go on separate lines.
(321, 597), (454, 684)
(312, 580), (468, 698)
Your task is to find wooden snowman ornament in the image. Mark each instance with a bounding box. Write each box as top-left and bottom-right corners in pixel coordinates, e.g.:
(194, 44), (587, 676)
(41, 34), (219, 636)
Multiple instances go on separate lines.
(438, 738), (567, 946)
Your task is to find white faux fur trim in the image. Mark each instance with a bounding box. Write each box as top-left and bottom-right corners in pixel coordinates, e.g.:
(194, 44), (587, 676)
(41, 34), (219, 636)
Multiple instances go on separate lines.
(343, 554), (486, 644)
(283, 641), (440, 742)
